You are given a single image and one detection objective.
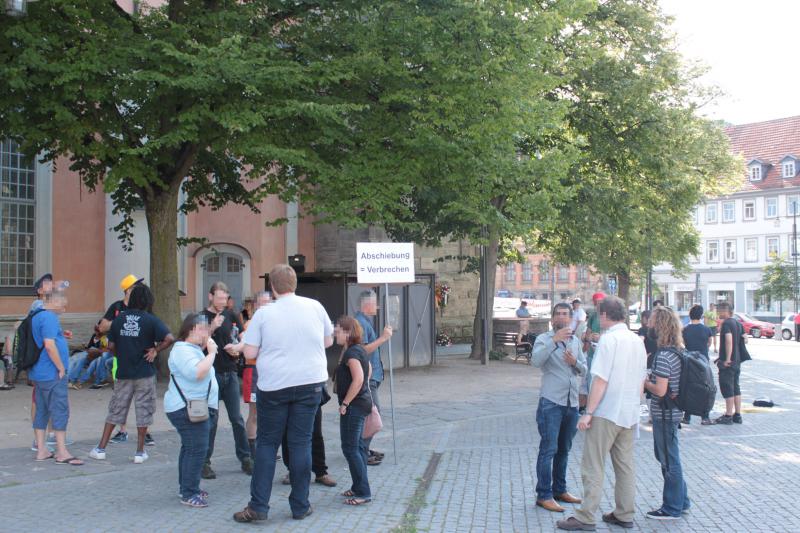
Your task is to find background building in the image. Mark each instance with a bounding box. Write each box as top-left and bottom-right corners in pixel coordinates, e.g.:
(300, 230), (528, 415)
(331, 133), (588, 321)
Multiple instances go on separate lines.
(495, 254), (605, 304)
(653, 115), (800, 320)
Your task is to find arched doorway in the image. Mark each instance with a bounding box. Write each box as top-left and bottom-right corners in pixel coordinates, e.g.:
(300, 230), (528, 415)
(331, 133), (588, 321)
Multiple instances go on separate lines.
(196, 244), (251, 312)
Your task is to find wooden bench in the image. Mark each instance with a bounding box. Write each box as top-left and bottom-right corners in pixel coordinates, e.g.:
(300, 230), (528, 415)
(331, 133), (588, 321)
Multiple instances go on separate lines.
(493, 331), (535, 364)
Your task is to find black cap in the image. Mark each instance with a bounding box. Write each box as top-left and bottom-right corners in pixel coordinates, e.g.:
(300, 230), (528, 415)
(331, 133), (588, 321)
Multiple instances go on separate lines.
(33, 273), (53, 294)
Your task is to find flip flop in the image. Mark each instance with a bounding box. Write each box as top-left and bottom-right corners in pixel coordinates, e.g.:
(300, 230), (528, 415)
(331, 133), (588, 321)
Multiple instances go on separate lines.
(55, 456), (84, 466)
(344, 497), (371, 506)
(341, 490), (355, 497)
(35, 453), (54, 462)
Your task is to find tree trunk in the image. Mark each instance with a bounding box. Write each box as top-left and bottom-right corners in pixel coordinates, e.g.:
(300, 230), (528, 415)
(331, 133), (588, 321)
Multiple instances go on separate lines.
(618, 269), (631, 304)
(470, 228), (499, 360)
(144, 181), (182, 378)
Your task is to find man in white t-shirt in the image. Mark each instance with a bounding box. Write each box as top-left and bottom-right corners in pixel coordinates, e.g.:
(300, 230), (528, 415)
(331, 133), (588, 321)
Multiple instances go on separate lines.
(569, 299), (587, 337)
(233, 264), (333, 524)
(557, 296), (646, 531)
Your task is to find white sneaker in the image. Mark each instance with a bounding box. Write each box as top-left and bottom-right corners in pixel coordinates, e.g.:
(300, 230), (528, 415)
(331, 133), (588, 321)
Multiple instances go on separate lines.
(134, 451), (149, 464)
(89, 447), (106, 460)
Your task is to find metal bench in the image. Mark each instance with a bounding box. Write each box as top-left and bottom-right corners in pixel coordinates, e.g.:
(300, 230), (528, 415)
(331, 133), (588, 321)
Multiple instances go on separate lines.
(493, 331), (535, 364)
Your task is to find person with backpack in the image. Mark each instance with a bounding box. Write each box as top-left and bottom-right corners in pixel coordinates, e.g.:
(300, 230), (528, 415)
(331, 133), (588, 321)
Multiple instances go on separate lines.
(714, 302), (750, 425)
(681, 305), (713, 425)
(643, 307), (689, 520)
(28, 284), (83, 465)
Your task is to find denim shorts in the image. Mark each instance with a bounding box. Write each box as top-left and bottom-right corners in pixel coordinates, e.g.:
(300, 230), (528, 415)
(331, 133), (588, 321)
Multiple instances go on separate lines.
(33, 377), (69, 431)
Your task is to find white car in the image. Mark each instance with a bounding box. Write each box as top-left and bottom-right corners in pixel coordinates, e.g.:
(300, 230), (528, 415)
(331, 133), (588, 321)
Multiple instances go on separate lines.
(782, 313), (797, 340)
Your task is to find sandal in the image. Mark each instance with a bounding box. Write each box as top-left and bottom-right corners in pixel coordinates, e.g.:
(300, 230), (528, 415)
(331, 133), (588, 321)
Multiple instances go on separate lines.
(181, 494), (208, 508)
(55, 456), (84, 466)
(35, 452), (55, 462)
(341, 490), (355, 497)
(344, 497), (371, 506)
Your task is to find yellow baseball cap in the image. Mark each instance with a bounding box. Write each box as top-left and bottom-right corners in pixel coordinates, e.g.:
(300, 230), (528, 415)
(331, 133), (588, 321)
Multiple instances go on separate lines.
(120, 274), (144, 292)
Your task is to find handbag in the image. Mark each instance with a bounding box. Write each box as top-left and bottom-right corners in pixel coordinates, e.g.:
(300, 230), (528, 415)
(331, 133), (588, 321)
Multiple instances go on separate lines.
(362, 386), (383, 439)
(171, 374), (212, 422)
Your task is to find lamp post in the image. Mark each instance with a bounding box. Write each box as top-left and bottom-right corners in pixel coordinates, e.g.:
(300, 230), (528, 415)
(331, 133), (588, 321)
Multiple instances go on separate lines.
(793, 207), (799, 314)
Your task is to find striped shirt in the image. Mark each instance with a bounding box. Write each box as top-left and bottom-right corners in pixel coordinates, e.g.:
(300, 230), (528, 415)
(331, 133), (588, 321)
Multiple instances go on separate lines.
(649, 348), (683, 420)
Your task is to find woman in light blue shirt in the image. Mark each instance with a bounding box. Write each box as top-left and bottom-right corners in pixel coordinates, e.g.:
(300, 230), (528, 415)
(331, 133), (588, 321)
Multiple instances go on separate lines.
(165, 313), (219, 508)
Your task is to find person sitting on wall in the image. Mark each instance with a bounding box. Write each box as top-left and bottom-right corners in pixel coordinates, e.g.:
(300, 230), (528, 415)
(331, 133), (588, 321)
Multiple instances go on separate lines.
(517, 301), (532, 318)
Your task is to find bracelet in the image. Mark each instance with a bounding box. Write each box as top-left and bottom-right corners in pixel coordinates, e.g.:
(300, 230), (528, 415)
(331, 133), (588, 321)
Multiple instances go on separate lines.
(342, 402), (349, 408)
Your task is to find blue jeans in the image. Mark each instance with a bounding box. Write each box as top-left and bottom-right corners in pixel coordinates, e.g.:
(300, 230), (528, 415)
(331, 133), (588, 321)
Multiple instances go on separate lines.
(67, 352), (88, 382)
(341, 404), (371, 499)
(249, 382), (323, 517)
(167, 407), (215, 500)
(652, 417), (689, 516)
(206, 370), (250, 463)
(535, 397), (579, 500)
(33, 377), (70, 431)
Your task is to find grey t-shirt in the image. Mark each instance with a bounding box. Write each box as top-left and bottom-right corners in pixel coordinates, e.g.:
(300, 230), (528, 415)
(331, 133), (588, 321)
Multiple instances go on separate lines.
(649, 348), (683, 420)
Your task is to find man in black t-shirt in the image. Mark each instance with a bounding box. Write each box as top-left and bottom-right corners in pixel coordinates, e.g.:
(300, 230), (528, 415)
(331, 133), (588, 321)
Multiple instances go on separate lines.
(682, 305), (713, 425)
(714, 302), (744, 425)
(637, 310), (658, 368)
(98, 274), (143, 335)
(89, 284), (173, 464)
(201, 281), (251, 479)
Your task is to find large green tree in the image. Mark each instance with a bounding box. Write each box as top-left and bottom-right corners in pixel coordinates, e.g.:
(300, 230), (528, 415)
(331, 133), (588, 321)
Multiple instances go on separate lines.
(0, 1), (393, 332)
(536, 0), (741, 303)
(758, 255), (796, 317)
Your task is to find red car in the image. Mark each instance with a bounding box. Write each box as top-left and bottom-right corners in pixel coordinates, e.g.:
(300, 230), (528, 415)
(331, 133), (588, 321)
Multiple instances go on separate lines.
(732, 312), (776, 339)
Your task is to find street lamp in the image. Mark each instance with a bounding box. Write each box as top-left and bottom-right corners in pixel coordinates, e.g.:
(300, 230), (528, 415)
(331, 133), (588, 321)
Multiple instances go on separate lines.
(793, 206), (799, 314)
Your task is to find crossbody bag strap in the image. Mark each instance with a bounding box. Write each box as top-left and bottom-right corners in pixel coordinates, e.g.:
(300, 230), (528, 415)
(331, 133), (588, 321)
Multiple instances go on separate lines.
(205, 379), (212, 400)
(170, 374), (189, 404)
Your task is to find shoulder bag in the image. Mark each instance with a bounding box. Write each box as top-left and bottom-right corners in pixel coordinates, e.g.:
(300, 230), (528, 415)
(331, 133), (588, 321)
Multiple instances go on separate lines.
(362, 384), (383, 439)
(171, 374), (212, 422)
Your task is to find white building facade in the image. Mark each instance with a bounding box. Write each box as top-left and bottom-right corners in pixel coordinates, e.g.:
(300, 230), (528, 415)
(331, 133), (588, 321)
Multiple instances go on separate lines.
(653, 116), (800, 320)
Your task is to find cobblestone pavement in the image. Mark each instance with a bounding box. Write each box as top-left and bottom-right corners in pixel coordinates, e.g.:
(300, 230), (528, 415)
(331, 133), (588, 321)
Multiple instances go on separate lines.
(1, 337), (798, 532)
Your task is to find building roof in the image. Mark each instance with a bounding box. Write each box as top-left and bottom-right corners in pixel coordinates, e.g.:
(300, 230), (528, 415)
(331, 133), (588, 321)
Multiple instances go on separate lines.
(726, 115), (800, 192)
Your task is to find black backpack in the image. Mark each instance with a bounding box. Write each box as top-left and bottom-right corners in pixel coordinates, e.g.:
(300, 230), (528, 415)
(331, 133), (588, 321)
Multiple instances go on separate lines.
(663, 347), (717, 417)
(14, 309), (45, 371)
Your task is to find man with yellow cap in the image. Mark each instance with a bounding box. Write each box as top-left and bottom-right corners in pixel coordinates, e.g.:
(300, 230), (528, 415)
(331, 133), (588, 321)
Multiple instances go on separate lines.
(98, 274), (146, 445)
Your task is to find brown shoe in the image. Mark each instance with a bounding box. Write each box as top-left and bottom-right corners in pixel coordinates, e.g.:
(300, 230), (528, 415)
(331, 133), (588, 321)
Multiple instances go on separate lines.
(602, 512), (633, 529)
(315, 474), (337, 487)
(555, 492), (582, 504)
(232, 506), (267, 523)
(536, 499), (565, 513)
(556, 516), (596, 531)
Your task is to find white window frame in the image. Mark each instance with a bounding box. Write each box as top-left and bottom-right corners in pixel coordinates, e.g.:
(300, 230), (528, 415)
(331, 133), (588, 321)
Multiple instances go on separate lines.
(743, 200), (756, 221)
(722, 201), (735, 223)
(789, 195), (800, 217)
(705, 203), (718, 224)
(784, 160), (796, 179)
(707, 240), (719, 263)
(749, 165), (762, 181)
(723, 239), (737, 263)
(744, 238), (758, 262)
(767, 236), (780, 259)
(766, 197), (778, 218)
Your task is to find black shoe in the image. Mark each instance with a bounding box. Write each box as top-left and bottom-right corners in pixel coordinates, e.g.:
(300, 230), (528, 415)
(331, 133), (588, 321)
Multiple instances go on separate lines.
(732, 413), (743, 424)
(241, 457), (254, 475)
(145, 433), (155, 447)
(201, 463), (217, 479)
(713, 415), (733, 425)
(293, 506), (313, 520)
(602, 512), (633, 528)
(682, 415), (690, 424)
(646, 509), (680, 520)
(369, 450), (385, 459)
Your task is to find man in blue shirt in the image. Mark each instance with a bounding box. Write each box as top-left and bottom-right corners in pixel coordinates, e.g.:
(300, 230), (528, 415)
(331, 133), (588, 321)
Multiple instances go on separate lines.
(354, 290), (393, 465)
(516, 301), (532, 318)
(30, 285), (83, 465)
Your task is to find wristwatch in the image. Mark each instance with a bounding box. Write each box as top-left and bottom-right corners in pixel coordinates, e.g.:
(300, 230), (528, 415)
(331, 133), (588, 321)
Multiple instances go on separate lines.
(343, 402), (350, 408)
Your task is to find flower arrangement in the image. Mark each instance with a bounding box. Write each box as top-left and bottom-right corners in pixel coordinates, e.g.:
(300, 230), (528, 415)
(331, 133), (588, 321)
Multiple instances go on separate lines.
(435, 282), (451, 309)
(436, 331), (452, 346)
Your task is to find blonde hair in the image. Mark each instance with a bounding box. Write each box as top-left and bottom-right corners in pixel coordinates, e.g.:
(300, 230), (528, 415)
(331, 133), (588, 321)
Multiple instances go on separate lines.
(269, 264), (298, 294)
(650, 307), (684, 350)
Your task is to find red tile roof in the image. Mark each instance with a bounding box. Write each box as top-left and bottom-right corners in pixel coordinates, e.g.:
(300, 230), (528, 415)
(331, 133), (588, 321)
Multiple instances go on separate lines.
(726, 115), (800, 192)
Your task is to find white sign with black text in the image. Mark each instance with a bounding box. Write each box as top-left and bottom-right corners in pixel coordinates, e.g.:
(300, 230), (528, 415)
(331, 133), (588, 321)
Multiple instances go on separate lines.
(356, 242), (415, 284)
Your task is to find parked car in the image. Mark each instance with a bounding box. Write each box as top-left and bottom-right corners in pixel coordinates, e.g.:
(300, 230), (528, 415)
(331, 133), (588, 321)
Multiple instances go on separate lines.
(496, 289), (513, 298)
(781, 313), (796, 340)
(732, 312), (776, 339)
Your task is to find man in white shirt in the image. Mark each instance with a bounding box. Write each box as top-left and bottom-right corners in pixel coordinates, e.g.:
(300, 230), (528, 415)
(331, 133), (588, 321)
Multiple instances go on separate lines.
(557, 296), (646, 531)
(233, 264), (333, 524)
(570, 299), (587, 338)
